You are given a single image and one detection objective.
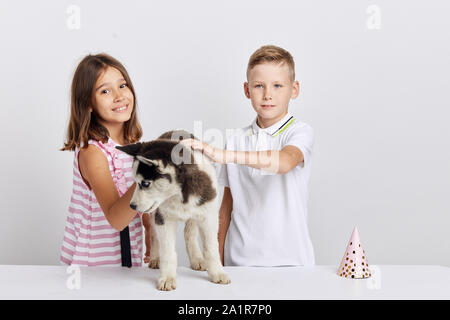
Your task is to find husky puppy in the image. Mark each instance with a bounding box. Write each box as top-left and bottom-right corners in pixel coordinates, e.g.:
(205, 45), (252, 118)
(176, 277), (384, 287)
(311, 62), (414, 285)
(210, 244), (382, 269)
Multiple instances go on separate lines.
(116, 130), (231, 291)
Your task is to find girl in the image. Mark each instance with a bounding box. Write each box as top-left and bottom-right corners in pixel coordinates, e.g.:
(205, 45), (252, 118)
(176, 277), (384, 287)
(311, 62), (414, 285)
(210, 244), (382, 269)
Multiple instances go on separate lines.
(60, 53), (151, 267)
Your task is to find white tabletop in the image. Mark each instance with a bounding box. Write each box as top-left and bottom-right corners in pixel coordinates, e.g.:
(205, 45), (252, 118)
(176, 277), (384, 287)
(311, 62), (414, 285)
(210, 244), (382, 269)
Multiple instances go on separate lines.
(0, 264), (449, 300)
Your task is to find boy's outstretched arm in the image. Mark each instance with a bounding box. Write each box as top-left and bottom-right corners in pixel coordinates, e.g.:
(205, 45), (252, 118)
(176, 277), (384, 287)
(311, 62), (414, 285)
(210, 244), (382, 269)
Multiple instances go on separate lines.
(181, 139), (303, 174)
(218, 187), (233, 266)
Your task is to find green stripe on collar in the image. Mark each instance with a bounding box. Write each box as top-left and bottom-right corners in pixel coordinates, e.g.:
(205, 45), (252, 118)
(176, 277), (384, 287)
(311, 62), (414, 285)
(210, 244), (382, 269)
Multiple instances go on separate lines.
(273, 117), (295, 137)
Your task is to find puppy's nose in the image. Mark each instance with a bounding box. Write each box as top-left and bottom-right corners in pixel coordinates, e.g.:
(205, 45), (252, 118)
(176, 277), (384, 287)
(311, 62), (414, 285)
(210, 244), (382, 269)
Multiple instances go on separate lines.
(130, 203), (137, 210)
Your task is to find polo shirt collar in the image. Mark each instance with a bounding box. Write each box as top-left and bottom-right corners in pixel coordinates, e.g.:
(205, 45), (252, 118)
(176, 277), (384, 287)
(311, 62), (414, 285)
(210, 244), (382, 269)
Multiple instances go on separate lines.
(251, 112), (295, 137)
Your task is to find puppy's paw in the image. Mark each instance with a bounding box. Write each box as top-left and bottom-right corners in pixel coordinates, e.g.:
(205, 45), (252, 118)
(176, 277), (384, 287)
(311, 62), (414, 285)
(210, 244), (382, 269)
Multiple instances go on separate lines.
(157, 276), (177, 291)
(209, 272), (231, 285)
(148, 258), (160, 269)
(190, 259), (207, 271)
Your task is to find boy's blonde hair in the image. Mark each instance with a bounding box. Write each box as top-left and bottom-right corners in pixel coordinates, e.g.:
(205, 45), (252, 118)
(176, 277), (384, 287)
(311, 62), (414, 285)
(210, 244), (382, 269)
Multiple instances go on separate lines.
(247, 45), (295, 82)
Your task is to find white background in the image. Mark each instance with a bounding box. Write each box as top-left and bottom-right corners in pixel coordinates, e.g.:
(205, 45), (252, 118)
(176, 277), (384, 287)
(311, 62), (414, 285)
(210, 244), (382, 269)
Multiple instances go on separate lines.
(0, 0), (449, 267)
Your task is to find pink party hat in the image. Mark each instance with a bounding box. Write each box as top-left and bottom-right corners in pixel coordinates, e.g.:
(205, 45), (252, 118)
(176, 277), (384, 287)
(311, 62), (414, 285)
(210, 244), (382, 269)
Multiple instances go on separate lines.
(337, 227), (371, 279)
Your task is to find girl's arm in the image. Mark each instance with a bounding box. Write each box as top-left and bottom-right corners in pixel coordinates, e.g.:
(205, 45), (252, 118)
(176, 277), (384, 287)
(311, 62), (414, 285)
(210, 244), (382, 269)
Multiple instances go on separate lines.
(79, 144), (138, 231)
(181, 139), (304, 174)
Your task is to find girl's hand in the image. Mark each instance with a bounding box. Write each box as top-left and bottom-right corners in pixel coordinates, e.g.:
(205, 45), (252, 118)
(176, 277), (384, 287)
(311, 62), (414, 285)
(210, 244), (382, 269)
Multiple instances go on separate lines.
(181, 139), (227, 164)
(142, 213), (151, 264)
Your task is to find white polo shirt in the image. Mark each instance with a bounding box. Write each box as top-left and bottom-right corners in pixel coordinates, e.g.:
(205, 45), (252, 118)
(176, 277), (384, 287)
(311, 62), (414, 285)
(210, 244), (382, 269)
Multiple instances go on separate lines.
(218, 112), (315, 267)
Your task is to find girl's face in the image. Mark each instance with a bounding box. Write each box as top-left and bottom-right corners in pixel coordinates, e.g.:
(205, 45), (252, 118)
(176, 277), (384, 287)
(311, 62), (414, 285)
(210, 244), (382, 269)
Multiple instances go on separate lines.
(91, 66), (134, 127)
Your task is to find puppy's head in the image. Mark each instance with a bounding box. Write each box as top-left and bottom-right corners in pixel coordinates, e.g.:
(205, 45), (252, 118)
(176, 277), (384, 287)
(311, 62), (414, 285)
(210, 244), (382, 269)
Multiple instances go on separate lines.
(116, 141), (183, 213)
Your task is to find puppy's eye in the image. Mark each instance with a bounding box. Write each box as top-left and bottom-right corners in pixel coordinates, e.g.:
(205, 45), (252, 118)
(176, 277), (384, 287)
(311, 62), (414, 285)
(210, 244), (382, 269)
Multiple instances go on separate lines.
(141, 181), (151, 188)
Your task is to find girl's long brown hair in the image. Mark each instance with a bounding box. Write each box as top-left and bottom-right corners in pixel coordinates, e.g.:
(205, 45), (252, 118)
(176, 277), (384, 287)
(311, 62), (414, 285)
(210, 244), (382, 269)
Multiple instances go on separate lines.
(61, 53), (143, 151)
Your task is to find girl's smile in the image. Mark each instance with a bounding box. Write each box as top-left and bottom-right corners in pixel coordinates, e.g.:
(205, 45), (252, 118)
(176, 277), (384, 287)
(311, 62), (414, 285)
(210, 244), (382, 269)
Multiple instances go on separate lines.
(92, 66), (134, 124)
(112, 104), (129, 113)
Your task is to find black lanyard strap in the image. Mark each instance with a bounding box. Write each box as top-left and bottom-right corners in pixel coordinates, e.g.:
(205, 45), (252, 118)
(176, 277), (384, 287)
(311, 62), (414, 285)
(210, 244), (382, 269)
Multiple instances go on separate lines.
(120, 226), (132, 267)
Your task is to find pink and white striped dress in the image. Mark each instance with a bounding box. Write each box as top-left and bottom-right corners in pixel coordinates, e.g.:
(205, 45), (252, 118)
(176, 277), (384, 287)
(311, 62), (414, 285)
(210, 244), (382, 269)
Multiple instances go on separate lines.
(60, 138), (143, 267)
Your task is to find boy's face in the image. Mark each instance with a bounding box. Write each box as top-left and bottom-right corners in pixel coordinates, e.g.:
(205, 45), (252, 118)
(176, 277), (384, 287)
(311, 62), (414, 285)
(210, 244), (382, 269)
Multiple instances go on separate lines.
(244, 62), (299, 128)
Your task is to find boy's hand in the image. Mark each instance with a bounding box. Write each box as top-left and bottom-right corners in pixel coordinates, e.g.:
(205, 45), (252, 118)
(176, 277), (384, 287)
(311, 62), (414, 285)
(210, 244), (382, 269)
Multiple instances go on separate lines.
(181, 139), (227, 164)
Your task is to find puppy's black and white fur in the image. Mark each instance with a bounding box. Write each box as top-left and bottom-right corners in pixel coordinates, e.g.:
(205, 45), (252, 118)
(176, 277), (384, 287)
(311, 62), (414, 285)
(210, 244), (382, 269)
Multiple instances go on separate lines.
(116, 130), (230, 291)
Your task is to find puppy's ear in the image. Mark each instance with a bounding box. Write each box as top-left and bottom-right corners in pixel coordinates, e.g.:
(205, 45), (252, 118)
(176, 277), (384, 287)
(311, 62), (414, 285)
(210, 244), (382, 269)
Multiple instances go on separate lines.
(116, 143), (142, 157)
(136, 155), (159, 167)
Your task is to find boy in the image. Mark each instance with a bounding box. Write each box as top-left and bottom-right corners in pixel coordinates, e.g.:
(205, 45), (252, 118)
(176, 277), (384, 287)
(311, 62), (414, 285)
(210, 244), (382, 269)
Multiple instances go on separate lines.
(183, 45), (315, 267)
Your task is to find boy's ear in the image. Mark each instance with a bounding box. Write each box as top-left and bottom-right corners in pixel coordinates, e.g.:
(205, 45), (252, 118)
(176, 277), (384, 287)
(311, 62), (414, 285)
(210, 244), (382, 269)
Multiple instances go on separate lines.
(291, 80), (300, 99)
(244, 82), (251, 99)
(116, 143), (142, 157)
(136, 155), (159, 167)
